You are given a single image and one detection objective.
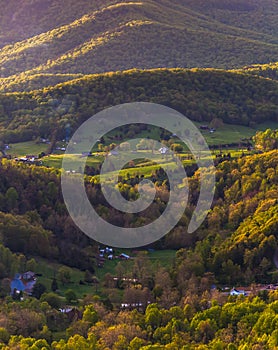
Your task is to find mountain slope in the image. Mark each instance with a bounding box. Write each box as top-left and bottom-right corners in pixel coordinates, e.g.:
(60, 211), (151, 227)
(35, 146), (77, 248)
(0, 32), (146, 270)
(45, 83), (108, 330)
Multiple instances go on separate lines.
(0, 68), (277, 143)
(0, 0), (109, 47)
(237, 62), (278, 81)
(0, 0), (278, 81)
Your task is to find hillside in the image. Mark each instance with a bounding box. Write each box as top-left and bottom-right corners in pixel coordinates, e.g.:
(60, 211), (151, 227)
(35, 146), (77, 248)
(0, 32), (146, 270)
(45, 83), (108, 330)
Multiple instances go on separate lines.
(237, 61), (278, 80)
(0, 2), (278, 348)
(0, 68), (277, 143)
(0, 0), (278, 83)
(0, 148), (277, 285)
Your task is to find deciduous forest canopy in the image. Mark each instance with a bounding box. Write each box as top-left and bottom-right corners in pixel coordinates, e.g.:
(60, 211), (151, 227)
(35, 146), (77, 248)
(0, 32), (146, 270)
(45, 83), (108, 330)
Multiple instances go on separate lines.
(0, 0), (278, 79)
(0, 0), (277, 349)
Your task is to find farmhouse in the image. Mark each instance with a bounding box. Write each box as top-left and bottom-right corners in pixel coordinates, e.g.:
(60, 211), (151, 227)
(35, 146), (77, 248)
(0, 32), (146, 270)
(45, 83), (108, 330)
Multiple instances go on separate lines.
(230, 287), (246, 296)
(119, 253), (130, 260)
(159, 146), (168, 155)
(10, 271), (37, 296)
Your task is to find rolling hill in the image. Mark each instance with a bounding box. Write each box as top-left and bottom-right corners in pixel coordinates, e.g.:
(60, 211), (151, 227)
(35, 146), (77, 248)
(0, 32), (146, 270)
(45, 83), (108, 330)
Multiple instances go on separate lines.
(0, 68), (277, 143)
(0, 0), (278, 87)
(0, 3), (278, 348)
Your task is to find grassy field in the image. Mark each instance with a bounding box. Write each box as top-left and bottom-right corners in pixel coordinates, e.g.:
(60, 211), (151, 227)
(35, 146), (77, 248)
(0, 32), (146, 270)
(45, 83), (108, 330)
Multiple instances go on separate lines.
(7, 141), (48, 157)
(35, 258), (95, 299)
(42, 153), (104, 169)
(5, 121), (277, 180)
(94, 249), (176, 278)
(38, 148), (252, 183)
(7, 121), (277, 158)
(33, 249), (177, 300)
(195, 121), (278, 146)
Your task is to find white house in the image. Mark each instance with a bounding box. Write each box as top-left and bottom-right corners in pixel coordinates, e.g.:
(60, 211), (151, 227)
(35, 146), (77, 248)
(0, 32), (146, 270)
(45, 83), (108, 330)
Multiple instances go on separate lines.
(119, 253), (130, 260)
(230, 288), (246, 296)
(159, 147), (168, 155)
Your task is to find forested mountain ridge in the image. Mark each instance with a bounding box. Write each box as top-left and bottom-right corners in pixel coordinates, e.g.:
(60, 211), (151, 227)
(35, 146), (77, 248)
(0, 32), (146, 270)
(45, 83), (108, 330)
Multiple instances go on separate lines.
(2, 0), (277, 47)
(0, 0), (278, 81)
(0, 68), (277, 143)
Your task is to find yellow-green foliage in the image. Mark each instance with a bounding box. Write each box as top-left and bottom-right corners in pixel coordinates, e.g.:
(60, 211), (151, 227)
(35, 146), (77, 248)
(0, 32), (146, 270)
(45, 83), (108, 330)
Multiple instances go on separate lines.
(0, 68), (277, 143)
(236, 61), (278, 80)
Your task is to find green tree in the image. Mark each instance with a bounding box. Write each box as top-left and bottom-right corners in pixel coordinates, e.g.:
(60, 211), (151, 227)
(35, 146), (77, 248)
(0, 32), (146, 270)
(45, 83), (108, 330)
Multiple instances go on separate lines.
(51, 278), (58, 292)
(84, 270), (93, 284)
(114, 335), (128, 350)
(26, 258), (37, 272)
(0, 278), (11, 297)
(58, 266), (71, 285)
(253, 129), (278, 151)
(145, 304), (162, 330)
(170, 143), (183, 153)
(0, 327), (9, 343)
(196, 319), (217, 344)
(129, 337), (146, 350)
(41, 292), (62, 309)
(32, 282), (46, 299)
(82, 305), (98, 326)
(5, 187), (19, 211)
(65, 289), (77, 304)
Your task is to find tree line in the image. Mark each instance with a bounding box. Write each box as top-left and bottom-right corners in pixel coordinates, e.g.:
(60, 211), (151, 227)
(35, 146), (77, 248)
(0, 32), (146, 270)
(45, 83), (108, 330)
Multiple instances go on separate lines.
(0, 289), (278, 349)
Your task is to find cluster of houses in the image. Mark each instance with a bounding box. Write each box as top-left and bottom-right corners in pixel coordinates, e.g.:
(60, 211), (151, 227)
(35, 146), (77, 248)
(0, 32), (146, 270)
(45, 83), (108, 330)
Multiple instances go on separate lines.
(228, 284), (278, 296)
(121, 302), (145, 311)
(13, 154), (43, 165)
(97, 247), (130, 268)
(99, 246), (114, 259)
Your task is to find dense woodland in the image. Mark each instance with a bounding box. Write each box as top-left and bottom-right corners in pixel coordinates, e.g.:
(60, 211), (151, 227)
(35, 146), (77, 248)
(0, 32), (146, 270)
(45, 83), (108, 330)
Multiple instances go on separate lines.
(0, 0), (278, 82)
(238, 62), (278, 81)
(2, 147), (277, 285)
(0, 68), (277, 143)
(0, 137), (277, 347)
(0, 292), (278, 349)
(0, 1), (278, 348)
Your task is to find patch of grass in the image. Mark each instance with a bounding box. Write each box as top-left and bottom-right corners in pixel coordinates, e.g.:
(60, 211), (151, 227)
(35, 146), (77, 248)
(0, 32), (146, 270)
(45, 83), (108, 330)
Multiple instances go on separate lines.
(41, 153), (103, 169)
(255, 121), (278, 131)
(40, 147), (253, 181)
(33, 249), (177, 299)
(7, 122), (277, 181)
(195, 123), (251, 145)
(7, 141), (48, 157)
(35, 258), (96, 299)
(144, 249), (176, 268)
(41, 155), (64, 168)
(195, 121), (278, 146)
(94, 249), (176, 279)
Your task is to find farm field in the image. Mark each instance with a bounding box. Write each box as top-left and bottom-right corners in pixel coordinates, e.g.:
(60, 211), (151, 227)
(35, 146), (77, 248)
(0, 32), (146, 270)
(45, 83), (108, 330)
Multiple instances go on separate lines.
(33, 249), (177, 299)
(6, 141), (48, 157)
(6, 121), (277, 170)
(196, 121), (278, 145)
